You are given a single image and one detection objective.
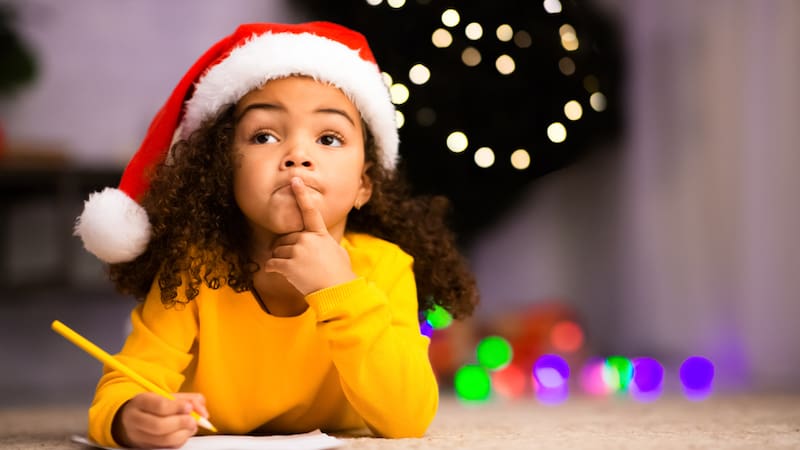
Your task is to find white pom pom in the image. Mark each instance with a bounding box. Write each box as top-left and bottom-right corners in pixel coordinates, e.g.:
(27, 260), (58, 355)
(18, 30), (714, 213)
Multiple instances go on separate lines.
(74, 187), (151, 263)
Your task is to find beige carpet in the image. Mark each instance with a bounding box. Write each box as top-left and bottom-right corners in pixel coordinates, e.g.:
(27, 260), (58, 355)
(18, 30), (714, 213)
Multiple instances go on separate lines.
(1, 394), (798, 449)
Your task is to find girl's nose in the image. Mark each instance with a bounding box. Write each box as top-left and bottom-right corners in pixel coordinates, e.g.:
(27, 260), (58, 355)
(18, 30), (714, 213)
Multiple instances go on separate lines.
(281, 144), (314, 169)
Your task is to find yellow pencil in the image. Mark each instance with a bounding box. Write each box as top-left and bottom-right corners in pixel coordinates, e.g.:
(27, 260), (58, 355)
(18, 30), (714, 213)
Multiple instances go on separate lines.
(51, 320), (217, 433)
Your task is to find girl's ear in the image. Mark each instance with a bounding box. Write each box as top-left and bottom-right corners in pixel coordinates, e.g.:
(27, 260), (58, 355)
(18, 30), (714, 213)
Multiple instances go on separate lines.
(354, 163), (373, 210)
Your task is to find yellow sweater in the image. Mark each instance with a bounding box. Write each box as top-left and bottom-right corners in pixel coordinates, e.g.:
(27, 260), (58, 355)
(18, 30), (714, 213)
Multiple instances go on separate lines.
(88, 233), (438, 446)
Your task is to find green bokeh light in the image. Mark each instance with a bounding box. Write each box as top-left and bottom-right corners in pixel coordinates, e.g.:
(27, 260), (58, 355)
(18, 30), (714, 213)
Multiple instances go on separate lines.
(605, 356), (634, 392)
(476, 336), (513, 371)
(426, 304), (453, 329)
(454, 364), (492, 402)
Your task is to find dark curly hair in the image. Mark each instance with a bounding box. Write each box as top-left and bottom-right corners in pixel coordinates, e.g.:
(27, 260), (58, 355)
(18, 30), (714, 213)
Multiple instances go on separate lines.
(109, 104), (478, 319)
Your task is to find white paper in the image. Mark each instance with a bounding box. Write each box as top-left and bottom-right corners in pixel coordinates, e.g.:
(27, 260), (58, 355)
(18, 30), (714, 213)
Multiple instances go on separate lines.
(71, 430), (344, 450)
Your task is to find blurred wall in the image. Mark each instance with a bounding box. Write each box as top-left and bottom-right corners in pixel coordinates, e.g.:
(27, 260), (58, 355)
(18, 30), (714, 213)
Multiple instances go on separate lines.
(1, 0), (299, 164)
(471, 0), (800, 390)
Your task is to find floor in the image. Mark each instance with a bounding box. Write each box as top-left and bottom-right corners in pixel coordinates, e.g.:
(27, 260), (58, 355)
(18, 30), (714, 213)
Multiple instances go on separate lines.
(0, 394), (798, 449)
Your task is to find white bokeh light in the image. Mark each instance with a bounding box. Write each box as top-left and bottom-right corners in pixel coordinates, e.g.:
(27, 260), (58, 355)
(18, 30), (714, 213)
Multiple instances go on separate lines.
(510, 149), (531, 170)
(465, 22), (483, 40)
(474, 147), (495, 168)
(496, 55), (516, 75)
(441, 9), (460, 27)
(447, 131), (469, 153)
(564, 100), (583, 120)
(496, 24), (513, 42)
(432, 28), (453, 48)
(543, 0), (562, 14)
(590, 92), (608, 111)
(389, 83), (410, 105)
(409, 64), (431, 85)
(395, 110), (405, 128)
(547, 122), (567, 143)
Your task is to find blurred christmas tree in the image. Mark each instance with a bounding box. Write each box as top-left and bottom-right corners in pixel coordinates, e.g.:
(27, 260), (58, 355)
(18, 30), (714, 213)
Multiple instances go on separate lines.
(295, 0), (622, 244)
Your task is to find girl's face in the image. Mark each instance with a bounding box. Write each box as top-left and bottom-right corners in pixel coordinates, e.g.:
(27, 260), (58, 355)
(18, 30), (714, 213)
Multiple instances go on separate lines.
(232, 76), (372, 244)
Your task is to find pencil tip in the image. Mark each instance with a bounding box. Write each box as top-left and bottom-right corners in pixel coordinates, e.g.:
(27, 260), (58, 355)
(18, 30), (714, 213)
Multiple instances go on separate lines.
(198, 416), (218, 433)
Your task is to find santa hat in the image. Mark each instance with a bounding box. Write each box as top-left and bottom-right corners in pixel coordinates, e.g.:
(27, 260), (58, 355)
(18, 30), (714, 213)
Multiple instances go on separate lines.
(76, 21), (398, 264)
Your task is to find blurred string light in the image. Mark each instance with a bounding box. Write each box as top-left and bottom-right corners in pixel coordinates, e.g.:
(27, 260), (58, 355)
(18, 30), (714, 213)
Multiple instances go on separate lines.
(510, 149), (530, 170)
(441, 9), (460, 27)
(547, 122), (567, 143)
(454, 364), (492, 402)
(533, 354), (570, 404)
(564, 100), (583, 121)
(476, 336), (513, 370)
(431, 28), (453, 48)
(680, 356), (715, 401)
(465, 22), (483, 40)
(447, 131), (468, 153)
(491, 363), (527, 399)
(474, 147), (495, 168)
(630, 357), (665, 402)
(461, 47), (482, 67)
(301, 0), (622, 237)
(395, 110), (405, 128)
(380, 71), (393, 87)
(495, 55), (516, 75)
(513, 30), (532, 48)
(590, 92), (607, 111)
(425, 304), (453, 329)
(408, 63), (431, 85)
(604, 355), (634, 392)
(389, 83), (409, 104)
(543, 0), (562, 14)
(496, 24), (513, 42)
(559, 57), (576, 75)
(559, 24), (579, 51)
(579, 357), (613, 396)
(549, 320), (584, 353)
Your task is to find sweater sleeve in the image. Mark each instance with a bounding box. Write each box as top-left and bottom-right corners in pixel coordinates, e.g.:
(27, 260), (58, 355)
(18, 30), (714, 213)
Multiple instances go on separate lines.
(87, 286), (198, 447)
(305, 247), (438, 438)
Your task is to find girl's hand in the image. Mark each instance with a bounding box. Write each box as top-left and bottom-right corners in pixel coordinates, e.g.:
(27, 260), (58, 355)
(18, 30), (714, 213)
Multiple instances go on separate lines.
(112, 392), (208, 449)
(264, 177), (357, 295)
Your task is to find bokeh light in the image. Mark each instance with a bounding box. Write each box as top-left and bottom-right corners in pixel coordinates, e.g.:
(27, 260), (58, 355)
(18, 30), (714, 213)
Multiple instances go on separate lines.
(389, 83), (409, 104)
(419, 320), (433, 338)
(441, 9), (460, 27)
(465, 22), (483, 40)
(680, 356), (715, 401)
(474, 147), (495, 168)
(454, 364), (492, 402)
(491, 364), (527, 399)
(461, 47), (482, 67)
(510, 149), (530, 170)
(564, 100), (583, 121)
(495, 55), (516, 75)
(408, 63), (431, 85)
(426, 304), (453, 329)
(476, 336), (513, 371)
(558, 57), (576, 76)
(387, 0), (405, 8)
(446, 131), (468, 153)
(559, 24), (579, 51)
(533, 354), (570, 389)
(513, 30), (532, 48)
(496, 24), (513, 42)
(543, 0), (562, 14)
(605, 356), (634, 392)
(381, 71), (393, 87)
(547, 122), (567, 143)
(590, 92), (607, 111)
(432, 28), (453, 48)
(395, 110), (404, 128)
(630, 357), (664, 402)
(549, 320), (584, 353)
(579, 357), (613, 396)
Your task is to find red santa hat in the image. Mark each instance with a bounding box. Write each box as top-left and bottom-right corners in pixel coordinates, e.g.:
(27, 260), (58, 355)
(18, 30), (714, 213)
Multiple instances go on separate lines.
(75, 21), (398, 264)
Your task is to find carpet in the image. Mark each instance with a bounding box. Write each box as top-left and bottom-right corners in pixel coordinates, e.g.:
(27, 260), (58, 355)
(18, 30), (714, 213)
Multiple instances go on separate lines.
(1, 394), (798, 449)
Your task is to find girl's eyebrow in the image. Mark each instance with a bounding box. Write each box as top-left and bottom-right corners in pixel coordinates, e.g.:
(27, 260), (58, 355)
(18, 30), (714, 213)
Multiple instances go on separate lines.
(235, 103), (356, 126)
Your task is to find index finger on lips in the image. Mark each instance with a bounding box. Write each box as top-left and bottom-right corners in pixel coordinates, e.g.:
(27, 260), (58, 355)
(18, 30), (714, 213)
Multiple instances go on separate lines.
(291, 177), (327, 233)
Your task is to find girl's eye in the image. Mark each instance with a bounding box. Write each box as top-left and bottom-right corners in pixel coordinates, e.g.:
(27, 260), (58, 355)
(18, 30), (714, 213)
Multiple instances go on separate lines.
(317, 134), (343, 147)
(253, 132), (278, 144)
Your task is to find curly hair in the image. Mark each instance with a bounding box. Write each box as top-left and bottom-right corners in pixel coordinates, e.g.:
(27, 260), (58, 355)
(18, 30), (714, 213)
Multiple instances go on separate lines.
(109, 104), (478, 319)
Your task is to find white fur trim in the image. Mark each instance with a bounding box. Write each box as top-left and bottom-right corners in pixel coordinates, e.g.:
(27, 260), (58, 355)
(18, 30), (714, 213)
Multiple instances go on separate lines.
(74, 187), (151, 263)
(181, 32), (399, 169)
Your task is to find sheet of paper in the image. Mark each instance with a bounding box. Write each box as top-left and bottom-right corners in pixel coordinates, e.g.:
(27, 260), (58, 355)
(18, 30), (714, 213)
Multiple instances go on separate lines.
(71, 430), (344, 450)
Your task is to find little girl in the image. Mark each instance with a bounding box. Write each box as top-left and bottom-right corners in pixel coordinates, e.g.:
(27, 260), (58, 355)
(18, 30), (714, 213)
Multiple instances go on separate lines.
(75, 22), (477, 448)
